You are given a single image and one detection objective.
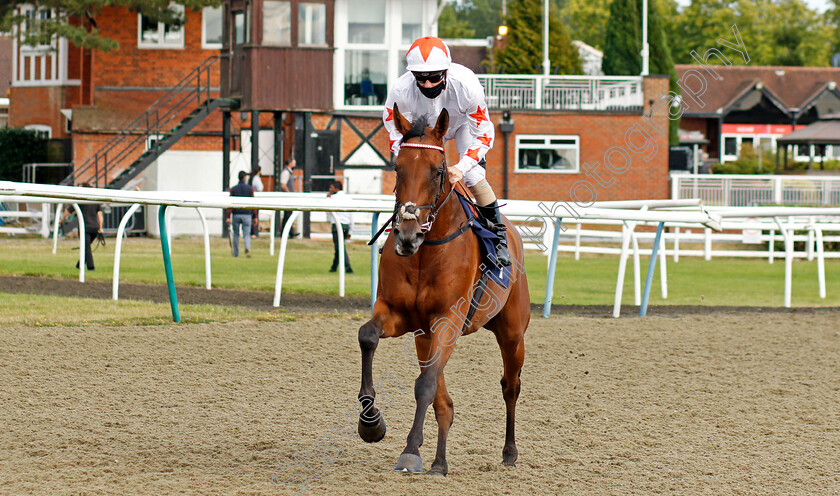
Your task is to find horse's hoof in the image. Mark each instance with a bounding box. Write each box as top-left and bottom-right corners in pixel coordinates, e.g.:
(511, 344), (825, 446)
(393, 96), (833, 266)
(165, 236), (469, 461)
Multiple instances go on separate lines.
(501, 459), (517, 468)
(358, 416), (386, 443)
(426, 466), (447, 477)
(394, 453), (423, 473)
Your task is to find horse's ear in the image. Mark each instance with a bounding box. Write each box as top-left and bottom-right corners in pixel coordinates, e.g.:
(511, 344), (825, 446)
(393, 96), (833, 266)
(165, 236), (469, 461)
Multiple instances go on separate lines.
(433, 108), (449, 141)
(392, 103), (412, 136)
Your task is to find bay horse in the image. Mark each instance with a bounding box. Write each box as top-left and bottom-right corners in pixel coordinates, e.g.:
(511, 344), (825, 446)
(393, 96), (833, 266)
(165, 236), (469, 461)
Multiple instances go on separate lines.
(357, 104), (530, 475)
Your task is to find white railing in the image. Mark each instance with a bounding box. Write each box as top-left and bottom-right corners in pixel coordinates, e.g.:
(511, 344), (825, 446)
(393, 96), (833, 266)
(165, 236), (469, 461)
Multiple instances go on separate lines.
(477, 75), (643, 111)
(671, 173), (840, 206)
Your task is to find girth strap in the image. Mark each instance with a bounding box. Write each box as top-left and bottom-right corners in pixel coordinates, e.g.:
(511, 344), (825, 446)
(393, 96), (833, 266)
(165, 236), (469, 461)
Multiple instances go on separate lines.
(461, 271), (490, 333)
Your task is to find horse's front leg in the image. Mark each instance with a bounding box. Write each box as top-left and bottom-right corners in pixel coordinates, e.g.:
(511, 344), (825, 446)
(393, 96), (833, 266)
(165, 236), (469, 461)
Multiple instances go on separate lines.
(358, 303), (405, 443)
(395, 316), (459, 474)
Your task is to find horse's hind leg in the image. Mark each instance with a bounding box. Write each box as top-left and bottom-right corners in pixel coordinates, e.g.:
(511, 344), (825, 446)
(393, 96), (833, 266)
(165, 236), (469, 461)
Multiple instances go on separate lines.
(416, 338), (454, 476)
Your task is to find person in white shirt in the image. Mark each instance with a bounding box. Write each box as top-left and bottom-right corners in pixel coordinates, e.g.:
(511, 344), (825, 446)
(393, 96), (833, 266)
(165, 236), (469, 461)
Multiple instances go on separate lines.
(383, 36), (510, 266)
(327, 180), (353, 273)
(249, 166), (264, 238)
(278, 158), (299, 238)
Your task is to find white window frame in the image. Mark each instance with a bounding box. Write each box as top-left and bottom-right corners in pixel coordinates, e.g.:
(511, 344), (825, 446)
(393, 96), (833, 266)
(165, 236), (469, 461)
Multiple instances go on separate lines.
(514, 134), (580, 174)
(201, 5), (223, 49)
(334, 0), (436, 111)
(24, 124), (52, 139)
(137, 4), (185, 50)
(721, 133), (783, 163)
(298, 2), (328, 47)
(18, 6), (56, 53)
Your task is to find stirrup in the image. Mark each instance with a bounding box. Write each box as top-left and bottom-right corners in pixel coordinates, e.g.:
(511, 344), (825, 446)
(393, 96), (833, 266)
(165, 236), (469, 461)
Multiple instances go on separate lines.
(492, 229), (511, 267)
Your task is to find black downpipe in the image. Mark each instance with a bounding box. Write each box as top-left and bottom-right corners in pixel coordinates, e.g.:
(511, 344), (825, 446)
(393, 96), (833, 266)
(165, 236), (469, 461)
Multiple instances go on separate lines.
(222, 110), (231, 238)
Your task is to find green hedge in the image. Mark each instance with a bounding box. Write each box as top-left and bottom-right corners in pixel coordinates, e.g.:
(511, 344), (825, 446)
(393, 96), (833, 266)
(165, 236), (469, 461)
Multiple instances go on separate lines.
(0, 128), (48, 182)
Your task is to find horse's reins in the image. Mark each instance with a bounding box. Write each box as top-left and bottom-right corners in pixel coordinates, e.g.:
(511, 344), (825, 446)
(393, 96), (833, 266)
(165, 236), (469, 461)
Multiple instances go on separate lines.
(368, 141), (460, 246)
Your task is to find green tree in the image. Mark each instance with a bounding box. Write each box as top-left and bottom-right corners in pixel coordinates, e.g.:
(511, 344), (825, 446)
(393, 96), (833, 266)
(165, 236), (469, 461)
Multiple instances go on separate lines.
(670, 0), (830, 66)
(601, 0), (640, 75)
(491, 0), (582, 74)
(446, 0), (505, 39)
(0, 128), (47, 182)
(0, 0), (220, 52)
(561, 0), (610, 50)
(646, 0), (680, 145)
(438, 3), (476, 39)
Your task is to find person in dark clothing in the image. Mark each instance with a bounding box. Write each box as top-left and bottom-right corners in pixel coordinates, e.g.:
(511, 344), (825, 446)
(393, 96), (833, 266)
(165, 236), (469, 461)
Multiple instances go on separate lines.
(60, 182), (104, 271)
(327, 180), (353, 273)
(226, 171), (258, 257)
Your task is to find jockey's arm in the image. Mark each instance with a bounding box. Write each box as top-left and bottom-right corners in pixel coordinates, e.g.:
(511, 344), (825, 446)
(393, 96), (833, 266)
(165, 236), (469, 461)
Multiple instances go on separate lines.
(452, 87), (495, 177)
(383, 87), (405, 157)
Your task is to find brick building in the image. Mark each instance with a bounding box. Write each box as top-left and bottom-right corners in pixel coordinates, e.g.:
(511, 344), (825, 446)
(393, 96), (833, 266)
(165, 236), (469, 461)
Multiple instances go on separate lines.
(676, 64), (840, 165)
(7, 0), (672, 226)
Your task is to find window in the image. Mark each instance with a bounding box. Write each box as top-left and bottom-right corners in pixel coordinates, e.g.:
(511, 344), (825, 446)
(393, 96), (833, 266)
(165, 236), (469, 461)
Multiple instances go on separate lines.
(138, 4), (184, 49)
(202, 6), (223, 48)
(794, 144), (813, 162)
(263, 1), (292, 45)
(347, 0), (385, 43)
(233, 9), (249, 45)
(24, 124), (52, 139)
(723, 136), (737, 159)
(21, 7), (54, 49)
(298, 3), (327, 46)
(515, 135), (580, 173)
(345, 50), (387, 105)
(401, 0), (422, 44)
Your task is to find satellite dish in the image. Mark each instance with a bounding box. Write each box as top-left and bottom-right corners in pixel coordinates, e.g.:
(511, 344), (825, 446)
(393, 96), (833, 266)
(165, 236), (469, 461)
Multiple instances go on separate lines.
(832, 53), (840, 68)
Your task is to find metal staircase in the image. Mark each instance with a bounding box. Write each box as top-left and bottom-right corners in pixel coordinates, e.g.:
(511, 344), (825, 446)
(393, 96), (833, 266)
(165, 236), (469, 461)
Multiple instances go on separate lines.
(60, 55), (237, 189)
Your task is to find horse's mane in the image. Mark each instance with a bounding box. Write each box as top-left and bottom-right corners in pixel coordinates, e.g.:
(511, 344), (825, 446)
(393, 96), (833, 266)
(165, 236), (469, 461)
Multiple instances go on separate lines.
(398, 116), (430, 145)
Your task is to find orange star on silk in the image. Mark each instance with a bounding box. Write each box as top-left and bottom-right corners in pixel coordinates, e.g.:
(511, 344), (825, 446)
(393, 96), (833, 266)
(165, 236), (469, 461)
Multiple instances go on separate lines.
(478, 133), (492, 146)
(385, 107), (393, 122)
(408, 37), (450, 61)
(389, 139), (396, 150)
(466, 148), (480, 161)
(469, 106), (488, 127)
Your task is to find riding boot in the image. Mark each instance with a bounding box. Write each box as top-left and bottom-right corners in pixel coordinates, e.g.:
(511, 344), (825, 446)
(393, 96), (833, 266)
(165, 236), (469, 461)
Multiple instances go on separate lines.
(477, 201), (511, 267)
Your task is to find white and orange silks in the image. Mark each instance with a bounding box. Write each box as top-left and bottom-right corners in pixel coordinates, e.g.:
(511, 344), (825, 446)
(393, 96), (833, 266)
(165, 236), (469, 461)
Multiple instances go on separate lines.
(383, 63), (495, 189)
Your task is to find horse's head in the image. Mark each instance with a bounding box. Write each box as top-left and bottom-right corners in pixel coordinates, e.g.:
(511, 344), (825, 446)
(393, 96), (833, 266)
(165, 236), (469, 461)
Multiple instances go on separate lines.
(391, 103), (450, 257)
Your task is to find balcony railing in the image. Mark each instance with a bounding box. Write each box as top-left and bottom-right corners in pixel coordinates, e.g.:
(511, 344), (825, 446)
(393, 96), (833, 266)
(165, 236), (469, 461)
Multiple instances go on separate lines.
(476, 75), (643, 111)
(671, 173), (840, 207)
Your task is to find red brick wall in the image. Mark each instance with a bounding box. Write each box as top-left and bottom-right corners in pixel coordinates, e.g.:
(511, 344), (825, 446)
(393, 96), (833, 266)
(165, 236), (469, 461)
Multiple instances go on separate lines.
(92, 7), (220, 89)
(8, 86), (75, 138)
(72, 132), (224, 185)
(313, 76), (672, 201)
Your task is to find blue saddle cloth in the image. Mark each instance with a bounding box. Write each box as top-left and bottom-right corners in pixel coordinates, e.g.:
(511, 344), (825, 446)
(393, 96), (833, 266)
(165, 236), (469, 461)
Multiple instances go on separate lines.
(456, 193), (512, 289)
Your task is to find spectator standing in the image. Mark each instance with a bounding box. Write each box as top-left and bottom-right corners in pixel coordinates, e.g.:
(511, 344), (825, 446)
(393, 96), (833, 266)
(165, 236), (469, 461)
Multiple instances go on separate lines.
(250, 166), (264, 238)
(327, 180), (353, 273)
(278, 157), (299, 238)
(60, 182), (104, 271)
(226, 171), (258, 257)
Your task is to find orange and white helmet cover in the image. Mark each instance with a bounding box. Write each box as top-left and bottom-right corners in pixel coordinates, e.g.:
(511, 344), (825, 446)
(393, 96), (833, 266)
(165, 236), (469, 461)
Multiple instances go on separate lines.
(405, 36), (452, 73)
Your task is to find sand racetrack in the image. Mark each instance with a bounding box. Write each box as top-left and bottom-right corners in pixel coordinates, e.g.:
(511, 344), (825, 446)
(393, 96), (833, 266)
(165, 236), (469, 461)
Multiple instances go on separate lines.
(2, 305), (839, 495)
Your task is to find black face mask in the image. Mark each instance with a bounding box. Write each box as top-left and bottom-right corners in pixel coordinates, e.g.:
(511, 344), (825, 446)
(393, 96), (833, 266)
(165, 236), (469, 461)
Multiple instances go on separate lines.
(417, 77), (446, 99)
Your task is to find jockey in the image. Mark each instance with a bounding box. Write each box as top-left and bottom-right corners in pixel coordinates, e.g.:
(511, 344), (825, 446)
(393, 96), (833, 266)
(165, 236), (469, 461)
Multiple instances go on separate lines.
(383, 36), (510, 267)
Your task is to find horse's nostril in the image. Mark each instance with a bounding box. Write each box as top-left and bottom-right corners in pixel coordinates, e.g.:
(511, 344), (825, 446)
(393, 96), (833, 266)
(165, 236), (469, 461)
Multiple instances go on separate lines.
(415, 233), (425, 243)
